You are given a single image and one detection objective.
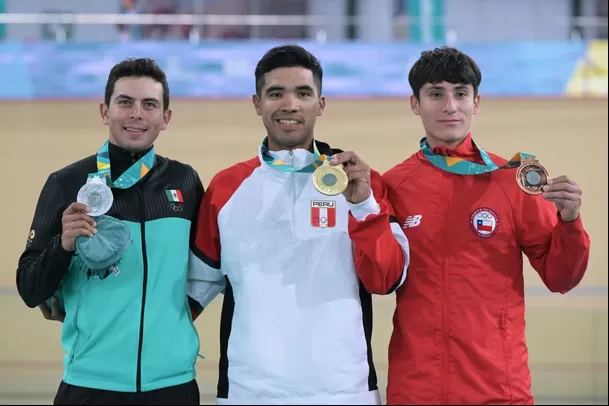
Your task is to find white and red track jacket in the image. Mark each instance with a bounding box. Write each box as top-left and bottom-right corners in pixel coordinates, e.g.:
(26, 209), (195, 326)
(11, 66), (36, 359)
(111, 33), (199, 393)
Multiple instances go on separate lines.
(187, 139), (409, 405)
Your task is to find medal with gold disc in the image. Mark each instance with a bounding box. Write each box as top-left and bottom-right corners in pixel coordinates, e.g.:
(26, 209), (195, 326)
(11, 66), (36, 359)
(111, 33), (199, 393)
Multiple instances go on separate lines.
(516, 156), (549, 195)
(312, 159), (349, 196)
(259, 137), (349, 196)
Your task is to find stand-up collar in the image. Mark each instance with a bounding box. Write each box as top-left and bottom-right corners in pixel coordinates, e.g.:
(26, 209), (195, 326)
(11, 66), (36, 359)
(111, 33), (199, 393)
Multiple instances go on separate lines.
(108, 142), (154, 180)
(263, 147), (315, 171)
(257, 138), (336, 174)
(422, 133), (484, 164)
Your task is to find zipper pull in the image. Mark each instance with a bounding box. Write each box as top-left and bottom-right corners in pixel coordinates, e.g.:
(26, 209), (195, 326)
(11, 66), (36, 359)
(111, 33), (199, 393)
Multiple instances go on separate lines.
(288, 150), (294, 167)
(110, 264), (120, 276)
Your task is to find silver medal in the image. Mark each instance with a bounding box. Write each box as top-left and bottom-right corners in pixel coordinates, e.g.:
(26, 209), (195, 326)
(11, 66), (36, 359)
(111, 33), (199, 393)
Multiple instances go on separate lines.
(77, 175), (114, 217)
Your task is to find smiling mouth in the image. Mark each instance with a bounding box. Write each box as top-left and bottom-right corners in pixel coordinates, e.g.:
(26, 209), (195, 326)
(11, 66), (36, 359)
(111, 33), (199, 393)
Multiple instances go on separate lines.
(276, 119), (301, 126)
(124, 127), (147, 134)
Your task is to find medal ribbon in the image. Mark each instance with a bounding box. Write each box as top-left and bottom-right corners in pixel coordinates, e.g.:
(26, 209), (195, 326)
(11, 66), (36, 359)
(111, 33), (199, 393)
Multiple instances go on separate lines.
(419, 137), (535, 175)
(260, 138), (329, 173)
(89, 140), (156, 188)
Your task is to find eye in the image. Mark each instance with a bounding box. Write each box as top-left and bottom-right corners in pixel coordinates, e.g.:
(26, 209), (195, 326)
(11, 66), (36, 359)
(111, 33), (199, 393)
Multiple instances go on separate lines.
(298, 91), (311, 98)
(118, 99), (131, 105)
(457, 92), (468, 98)
(143, 102), (156, 108)
(430, 92), (441, 98)
(268, 92), (281, 99)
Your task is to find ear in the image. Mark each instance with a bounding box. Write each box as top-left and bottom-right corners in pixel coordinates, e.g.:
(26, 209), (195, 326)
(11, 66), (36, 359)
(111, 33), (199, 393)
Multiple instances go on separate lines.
(317, 95), (326, 117)
(252, 94), (262, 116)
(99, 103), (109, 125)
(161, 109), (172, 131)
(473, 94), (481, 115)
(410, 95), (420, 115)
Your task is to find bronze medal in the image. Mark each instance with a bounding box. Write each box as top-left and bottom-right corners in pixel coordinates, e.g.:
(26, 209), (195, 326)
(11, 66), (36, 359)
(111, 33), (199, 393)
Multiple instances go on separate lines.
(516, 157), (549, 195)
(312, 160), (349, 196)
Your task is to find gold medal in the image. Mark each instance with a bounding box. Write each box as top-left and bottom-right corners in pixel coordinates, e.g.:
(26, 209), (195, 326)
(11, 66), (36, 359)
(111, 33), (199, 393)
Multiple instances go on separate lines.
(516, 157), (549, 195)
(312, 160), (349, 196)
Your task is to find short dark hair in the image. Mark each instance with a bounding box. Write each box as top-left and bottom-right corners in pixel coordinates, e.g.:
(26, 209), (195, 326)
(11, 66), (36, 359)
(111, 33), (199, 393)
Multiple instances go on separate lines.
(254, 45), (323, 96)
(104, 58), (170, 110)
(408, 46), (482, 99)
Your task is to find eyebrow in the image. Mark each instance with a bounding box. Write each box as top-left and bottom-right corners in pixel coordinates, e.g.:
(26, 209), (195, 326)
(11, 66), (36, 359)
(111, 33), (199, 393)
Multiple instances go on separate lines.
(427, 85), (469, 92)
(115, 94), (160, 104)
(265, 85), (314, 94)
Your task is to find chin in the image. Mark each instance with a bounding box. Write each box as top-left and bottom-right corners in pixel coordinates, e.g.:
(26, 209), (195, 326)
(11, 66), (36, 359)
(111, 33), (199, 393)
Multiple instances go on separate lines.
(118, 139), (153, 152)
(437, 130), (467, 143)
(271, 132), (310, 149)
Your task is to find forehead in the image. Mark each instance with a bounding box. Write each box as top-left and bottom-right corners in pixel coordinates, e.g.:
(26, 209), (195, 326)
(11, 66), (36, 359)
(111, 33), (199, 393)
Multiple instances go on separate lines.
(421, 81), (473, 91)
(262, 67), (316, 90)
(112, 76), (163, 99)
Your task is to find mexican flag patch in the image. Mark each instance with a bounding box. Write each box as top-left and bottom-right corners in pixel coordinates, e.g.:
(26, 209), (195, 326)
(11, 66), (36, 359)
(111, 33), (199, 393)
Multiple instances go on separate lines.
(165, 189), (184, 202)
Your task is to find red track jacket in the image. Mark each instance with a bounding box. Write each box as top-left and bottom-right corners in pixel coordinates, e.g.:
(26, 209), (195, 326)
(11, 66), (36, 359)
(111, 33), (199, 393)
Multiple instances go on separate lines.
(379, 134), (591, 405)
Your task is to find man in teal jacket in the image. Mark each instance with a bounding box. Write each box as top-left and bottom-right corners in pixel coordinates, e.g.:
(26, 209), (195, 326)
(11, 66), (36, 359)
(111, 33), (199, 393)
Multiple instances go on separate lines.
(16, 58), (203, 405)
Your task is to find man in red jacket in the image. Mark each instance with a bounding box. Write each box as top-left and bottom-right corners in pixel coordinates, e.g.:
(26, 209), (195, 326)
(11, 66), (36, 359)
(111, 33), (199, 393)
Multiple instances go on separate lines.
(380, 47), (591, 404)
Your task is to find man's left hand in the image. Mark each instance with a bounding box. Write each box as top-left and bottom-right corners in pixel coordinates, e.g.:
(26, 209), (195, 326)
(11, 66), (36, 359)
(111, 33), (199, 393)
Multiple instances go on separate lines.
(330, 151), (371, 204)
(542, 175), (583, 223)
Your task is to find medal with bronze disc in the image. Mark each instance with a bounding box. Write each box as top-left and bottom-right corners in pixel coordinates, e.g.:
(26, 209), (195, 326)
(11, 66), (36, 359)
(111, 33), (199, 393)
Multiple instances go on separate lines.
(77, 175), (114, 216)
(313, 160), (349, 196)
(516, 156), (549, 195)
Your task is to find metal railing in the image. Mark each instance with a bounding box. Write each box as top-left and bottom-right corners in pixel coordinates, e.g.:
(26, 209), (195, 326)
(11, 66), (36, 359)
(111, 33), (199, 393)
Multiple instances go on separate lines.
(0, 12), (606, 43)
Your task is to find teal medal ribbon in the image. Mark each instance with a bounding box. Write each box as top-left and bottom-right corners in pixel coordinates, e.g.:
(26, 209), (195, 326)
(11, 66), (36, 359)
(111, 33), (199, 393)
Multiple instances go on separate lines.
(90, 140), (156, 188)
(260, 137), (329, 173)
(419, 137), (536, 175)
(75, 140), (155, 278)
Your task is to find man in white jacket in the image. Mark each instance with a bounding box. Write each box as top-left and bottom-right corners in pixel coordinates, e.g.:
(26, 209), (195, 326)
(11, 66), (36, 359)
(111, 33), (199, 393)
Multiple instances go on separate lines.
(187, 44), (411, 405)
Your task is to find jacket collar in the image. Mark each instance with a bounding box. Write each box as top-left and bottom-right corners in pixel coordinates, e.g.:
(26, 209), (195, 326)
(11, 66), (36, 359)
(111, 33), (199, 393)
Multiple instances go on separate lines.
(419, 133), (483, 163)
(108, 142), (154, 181)
(258, 138), (336, 174)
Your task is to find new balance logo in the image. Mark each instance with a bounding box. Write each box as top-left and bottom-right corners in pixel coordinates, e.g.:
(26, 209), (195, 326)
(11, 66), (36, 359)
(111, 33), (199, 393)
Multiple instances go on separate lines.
(402, 215), (422, 228)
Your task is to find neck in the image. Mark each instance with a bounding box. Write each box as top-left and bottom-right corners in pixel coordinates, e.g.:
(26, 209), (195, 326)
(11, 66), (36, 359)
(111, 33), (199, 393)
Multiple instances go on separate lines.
(425, 133), (467, 149)
(108, 141), (153, 155)
(266, 136), (314, 153)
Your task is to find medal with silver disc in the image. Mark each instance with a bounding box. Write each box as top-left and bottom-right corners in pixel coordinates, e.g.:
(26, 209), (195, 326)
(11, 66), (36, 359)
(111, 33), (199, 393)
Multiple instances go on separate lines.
(516, 156), (549, 195)
(77, 175), (114, 216)
(313, 160), (349, 196)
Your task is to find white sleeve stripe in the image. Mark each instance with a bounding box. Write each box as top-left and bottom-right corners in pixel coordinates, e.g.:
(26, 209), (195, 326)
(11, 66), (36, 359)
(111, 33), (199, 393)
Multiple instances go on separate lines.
(187, 250), (226, 308)
(389, 222), (410, 292)
(191, 243), (221, 269)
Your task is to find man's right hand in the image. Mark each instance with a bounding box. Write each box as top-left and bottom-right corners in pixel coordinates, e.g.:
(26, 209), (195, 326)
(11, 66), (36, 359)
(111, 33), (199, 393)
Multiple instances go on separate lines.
(61, 202), (97, 252)
(39, 296), (65, 323)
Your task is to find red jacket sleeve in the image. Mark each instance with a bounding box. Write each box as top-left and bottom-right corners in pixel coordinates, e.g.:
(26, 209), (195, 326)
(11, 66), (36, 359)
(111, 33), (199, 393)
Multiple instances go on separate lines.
(347, 170), (410, 295)
(516, 193), (591, 294)
(187, 175), (226, 321)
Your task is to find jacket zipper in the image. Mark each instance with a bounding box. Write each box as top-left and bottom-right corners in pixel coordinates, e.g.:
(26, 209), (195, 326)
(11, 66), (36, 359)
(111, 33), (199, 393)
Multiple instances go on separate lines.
(288, 150), (297, 236)
(135, 185), (149, 392)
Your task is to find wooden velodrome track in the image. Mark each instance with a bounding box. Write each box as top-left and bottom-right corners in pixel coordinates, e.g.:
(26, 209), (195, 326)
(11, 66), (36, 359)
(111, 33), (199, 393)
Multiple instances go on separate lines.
(0, 98), (607, 404)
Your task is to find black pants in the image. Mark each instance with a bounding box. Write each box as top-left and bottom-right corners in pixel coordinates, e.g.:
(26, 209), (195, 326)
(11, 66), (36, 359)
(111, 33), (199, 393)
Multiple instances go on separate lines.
(53, 379), (200, 405)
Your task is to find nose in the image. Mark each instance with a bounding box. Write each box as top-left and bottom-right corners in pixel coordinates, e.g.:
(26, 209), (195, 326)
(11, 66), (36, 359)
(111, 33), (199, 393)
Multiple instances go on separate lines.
(443, 96), (457, 114)
(280, 94), (300, 112)
(129, 104), (143, 119)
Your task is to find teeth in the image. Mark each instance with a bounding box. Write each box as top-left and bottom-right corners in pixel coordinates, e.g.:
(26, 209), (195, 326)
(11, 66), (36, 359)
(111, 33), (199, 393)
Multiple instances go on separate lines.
(126, 128), (145, 132)
(279, 120), (299, 125)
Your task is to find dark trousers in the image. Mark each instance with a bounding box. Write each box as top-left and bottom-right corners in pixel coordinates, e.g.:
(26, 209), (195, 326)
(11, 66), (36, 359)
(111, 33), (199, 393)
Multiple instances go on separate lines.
(53, 379), (200, 405)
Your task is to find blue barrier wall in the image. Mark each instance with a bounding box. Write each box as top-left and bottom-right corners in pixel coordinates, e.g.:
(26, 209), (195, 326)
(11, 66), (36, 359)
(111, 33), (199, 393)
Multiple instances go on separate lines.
(0, 40), (603, 100)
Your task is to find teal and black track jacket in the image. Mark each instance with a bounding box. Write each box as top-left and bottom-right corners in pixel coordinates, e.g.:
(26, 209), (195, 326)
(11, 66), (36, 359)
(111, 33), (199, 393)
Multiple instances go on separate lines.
(16, 142), (204, 392)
